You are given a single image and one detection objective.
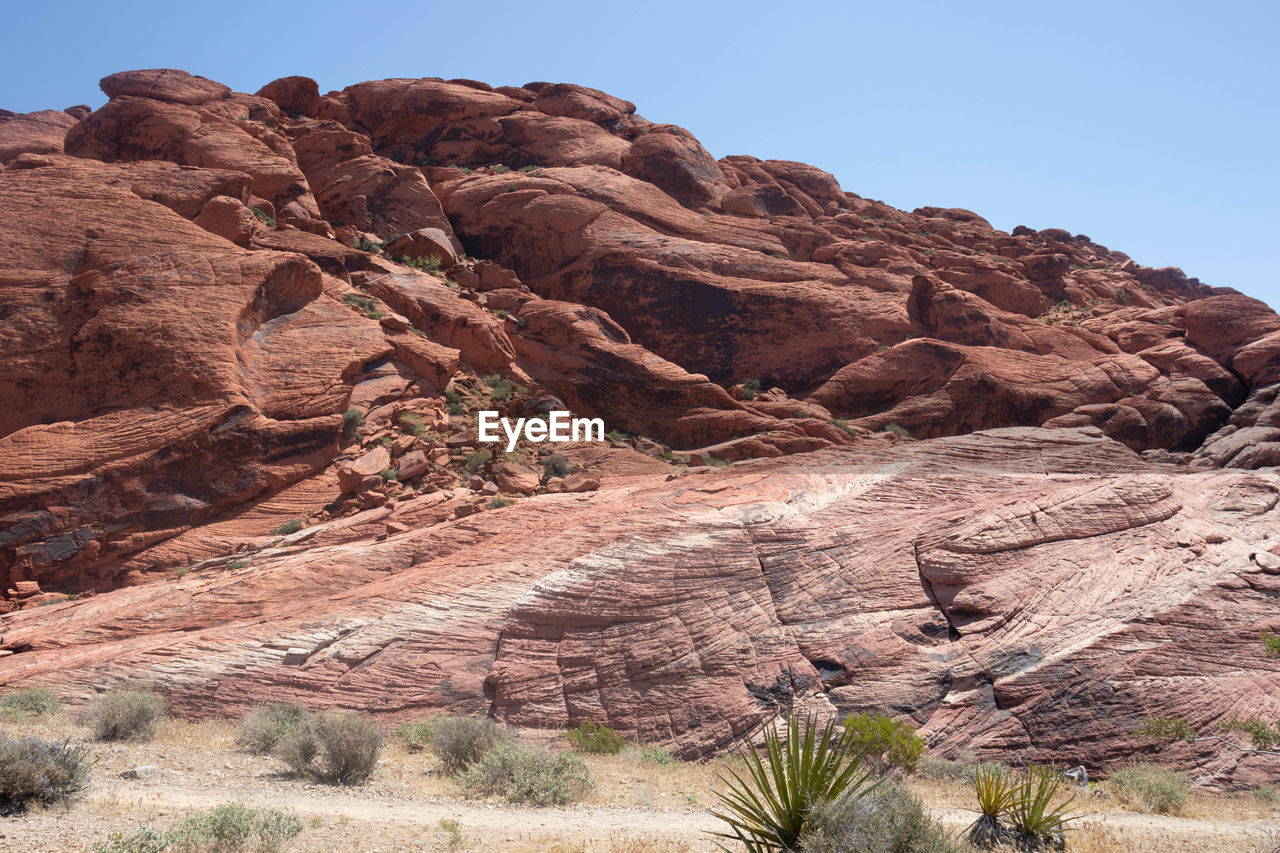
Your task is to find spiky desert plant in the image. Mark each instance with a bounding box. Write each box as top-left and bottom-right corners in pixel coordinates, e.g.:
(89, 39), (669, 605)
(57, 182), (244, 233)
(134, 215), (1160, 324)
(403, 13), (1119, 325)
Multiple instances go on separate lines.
(1005, 764), (1077, 848)
(967, 762), (1018, 848)
(710, 713), (879, 852)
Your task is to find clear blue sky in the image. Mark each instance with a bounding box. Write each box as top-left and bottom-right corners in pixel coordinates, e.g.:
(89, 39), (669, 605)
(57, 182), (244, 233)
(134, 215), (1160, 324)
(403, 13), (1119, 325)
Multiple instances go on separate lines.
(3, 1), (1276, 308)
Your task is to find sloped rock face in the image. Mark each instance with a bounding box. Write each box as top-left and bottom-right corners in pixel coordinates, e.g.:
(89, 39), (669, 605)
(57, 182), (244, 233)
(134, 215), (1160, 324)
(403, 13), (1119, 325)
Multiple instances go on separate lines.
(0, 158), (387, 596)
(2, 429), (1277, 785)
(2, 69), (1279, 782)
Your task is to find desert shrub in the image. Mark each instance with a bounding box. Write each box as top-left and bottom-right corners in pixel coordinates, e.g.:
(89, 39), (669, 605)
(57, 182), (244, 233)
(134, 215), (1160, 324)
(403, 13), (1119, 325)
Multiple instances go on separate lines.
(398, 412), (426, 436)
(0, 734), (91, 814)
(87, 689), (166, 742)
(801, 780), (966, 853)
(831, 418), (859, 438)
(274, 725), (317, 779)
(402, 254), (443, 272)
(491, 164), (511, 174)
(841, 713), (925, 775)
(269, 519), (302, 537)
(487, 497), (512, 509)
(342, 408), (365, 441)
(378, 468), (396, 483)
(250, 208), (277, 229)
(1, 687), (60, 717)
(566, 720), (625, 754)
(916, 753), (974, 782)
(1253, 784), (1276, 803)
(1135, 716), (1196, 742)
(98, 804), (301, 853)
(883, 423), (910, 438)
(1114, 286), (1130, 305)
(483, 374), (514, 401)
(437, 817), (463, 849)
(429, 714), (507, 775)
(1109, 763), (1189, 815)
(443, 388), (465, 415)
(711, 713), (878, 852)
(235, 702), (311, 755)
(541, 455), (571, 480)
(1219, 715), (1280, 751)
(394, 720), (435, 749)
(459, 740), (592, 805)
(341, 292), (382, 319)
(279, 712), (381, 785)
(741, 378), (762, 400)
(465, 449), (491, 472)
(354, 236), (382, 254)
(640, 746), (673, 766)
(95, 827), (170, 853)
(167, 804), (302, 852)
(1263, 628), (1280, 658)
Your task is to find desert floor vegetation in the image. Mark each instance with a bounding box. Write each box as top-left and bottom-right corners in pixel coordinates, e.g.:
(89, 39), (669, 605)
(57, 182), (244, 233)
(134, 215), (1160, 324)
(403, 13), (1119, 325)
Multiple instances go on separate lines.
(0, 698), (1276, 852)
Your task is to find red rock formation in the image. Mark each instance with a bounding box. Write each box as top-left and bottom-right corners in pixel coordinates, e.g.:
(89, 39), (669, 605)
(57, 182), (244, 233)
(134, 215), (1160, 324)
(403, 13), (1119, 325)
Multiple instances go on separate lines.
(2, 69), (1279, 784)
(3, 428), (1277, 786)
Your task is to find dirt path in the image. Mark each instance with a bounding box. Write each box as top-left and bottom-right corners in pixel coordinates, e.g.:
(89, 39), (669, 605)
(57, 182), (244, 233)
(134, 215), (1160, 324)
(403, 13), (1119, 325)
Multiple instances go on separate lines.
(9, 777), (1277, 853)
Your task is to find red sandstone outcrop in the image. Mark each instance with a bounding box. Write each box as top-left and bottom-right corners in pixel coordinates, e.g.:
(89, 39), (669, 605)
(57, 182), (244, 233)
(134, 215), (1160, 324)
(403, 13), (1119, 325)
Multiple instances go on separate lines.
(2, 428), (1276, 786)
(2, 69), (1279, 783)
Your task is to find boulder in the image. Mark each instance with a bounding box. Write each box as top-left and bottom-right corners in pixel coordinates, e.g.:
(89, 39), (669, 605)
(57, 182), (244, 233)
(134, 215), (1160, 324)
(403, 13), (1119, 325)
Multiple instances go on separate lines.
(337, 446), (391, 493)
(491, 462), (539, 494)
(562, 472), (601, 492)
(396, 450), (431, 481)
(386, 227), (459, 267)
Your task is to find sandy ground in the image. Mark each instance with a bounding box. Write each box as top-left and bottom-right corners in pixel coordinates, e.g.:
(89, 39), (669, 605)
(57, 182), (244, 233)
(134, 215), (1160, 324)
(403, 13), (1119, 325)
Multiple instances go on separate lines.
(2, 714), (1277, 852)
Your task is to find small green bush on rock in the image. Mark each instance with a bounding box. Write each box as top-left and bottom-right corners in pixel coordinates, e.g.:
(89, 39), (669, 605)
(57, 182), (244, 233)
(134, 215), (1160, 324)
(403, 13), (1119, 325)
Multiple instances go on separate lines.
(342, 409), (365, 442)
(269, 519), (302, 537)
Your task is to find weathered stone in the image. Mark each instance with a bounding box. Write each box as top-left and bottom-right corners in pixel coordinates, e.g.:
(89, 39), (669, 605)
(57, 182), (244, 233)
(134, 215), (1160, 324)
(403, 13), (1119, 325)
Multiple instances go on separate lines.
(338, 446), (391, 493)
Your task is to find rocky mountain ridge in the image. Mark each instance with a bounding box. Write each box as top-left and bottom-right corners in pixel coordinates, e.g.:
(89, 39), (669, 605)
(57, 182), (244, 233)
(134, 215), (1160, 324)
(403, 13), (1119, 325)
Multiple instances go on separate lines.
(1, 69), (1277, 784)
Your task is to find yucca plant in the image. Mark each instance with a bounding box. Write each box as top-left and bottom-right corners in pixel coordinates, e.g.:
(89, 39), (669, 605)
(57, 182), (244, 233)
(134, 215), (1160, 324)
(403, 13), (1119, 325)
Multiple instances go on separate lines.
(710, 713), (879, 852)
(967, 762), (1018, 848)
(1006, 764), (1078, 848)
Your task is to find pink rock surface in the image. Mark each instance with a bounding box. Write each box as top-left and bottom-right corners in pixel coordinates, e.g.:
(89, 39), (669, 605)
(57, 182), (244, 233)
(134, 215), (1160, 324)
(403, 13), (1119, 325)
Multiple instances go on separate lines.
(3, 69), (1280, 786)
(2, 429), (1276, 785)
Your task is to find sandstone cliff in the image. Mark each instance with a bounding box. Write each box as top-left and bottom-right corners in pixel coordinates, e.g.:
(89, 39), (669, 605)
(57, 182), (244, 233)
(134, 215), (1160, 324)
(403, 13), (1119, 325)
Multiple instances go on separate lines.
(1, 69), (1276, 784)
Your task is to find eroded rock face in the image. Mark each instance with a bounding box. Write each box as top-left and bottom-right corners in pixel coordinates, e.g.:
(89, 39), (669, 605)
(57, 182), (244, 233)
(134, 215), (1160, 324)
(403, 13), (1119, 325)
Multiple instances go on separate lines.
(2, 69), (1279, 783)
(0, 159), (387, 595)
(3, 429), (1277, 785)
